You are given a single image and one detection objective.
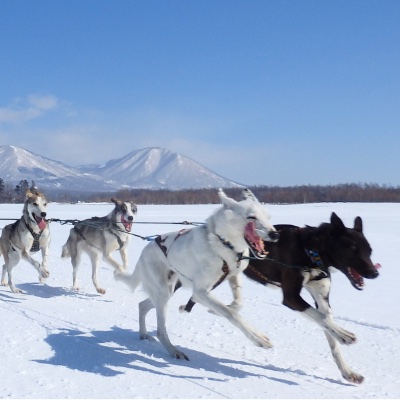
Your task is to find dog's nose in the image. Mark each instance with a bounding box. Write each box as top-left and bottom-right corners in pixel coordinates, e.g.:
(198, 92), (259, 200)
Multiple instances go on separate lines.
(41, 212), (47, 218)
(127, 216), (133, 221)
(269, 230), (280, 241)
(369, 268), (379, 279)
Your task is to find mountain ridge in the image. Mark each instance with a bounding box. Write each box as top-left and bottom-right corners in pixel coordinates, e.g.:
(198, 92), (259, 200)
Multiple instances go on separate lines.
(0, 145), (243, 192)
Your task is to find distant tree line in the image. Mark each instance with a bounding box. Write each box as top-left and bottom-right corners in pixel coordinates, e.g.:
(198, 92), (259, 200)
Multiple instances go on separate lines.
(0, 179), (34, 203)
(111, 183), (400, 204)
(1, 180), (400, 204)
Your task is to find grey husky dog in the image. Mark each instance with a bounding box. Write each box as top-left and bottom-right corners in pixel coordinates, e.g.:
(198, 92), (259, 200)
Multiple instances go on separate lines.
(0, 188), (50, 293)
(61, 198), (137, 294)
(115, 188), (279, 360)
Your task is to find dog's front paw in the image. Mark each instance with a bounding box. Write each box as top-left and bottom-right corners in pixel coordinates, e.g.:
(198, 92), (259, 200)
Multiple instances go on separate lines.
(227, 302), (242, 312)
(139, 333), (156, 342)
(171, 349), (189, 361)
(39, 268), (50, 279)
(343, 370), (364, 384)
(255, 335), (273, 349)
(334, 328), (356, 345)
(248, 330), (273, 349)
(39, 268), (49, 282)
(114, 268), (128, 277)
(10, 286), (23, 294)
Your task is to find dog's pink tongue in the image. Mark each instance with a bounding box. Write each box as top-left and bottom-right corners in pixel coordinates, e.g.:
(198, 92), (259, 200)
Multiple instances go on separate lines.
(245, 221), (265, 253)
(38, 218), (46, 230)
(375, 263), (382, 269)
(121, 216), (132, 232)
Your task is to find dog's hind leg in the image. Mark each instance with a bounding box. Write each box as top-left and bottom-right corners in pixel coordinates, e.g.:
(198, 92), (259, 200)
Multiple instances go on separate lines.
(1, 250), (10, 286)
(155, 294), (189, 360)
(88, 250), (106, 294)
(140, 266), (189, 359)
(139, 286), (189, 359)
(70, 247), (83, 292)
(3, 251), (22, 293)
(1, 265), (7, 287)
(138, 298), (156, 341)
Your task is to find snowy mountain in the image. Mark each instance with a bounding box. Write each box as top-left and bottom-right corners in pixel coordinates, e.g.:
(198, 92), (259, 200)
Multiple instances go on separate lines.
(0, 145), (243, 192)
(0, 145), (113, 192)
(77, 147), (242, 190)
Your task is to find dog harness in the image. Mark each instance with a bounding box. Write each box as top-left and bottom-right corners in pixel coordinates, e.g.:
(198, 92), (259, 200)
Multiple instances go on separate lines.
(73, 218), (126, 250)
(215, 234), (244, 268)
(9, 219), (43, 253)
(24, 219), (43, 252)
(154, 229), (231, 287)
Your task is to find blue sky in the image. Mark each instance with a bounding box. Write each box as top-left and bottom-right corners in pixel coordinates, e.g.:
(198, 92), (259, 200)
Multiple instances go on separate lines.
(0, 0), (399, 187)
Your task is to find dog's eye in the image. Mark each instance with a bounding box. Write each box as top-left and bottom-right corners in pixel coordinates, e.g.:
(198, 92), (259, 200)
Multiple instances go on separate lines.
(33, 202), (38, 206)
(247, 216), (256, 220)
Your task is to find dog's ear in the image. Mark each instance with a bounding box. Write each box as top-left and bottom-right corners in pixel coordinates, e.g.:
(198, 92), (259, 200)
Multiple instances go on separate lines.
(218, 188), (226, 198)
(111, 198), (119, 205)
(330, 212), (346, 236)
(354, 216), (363, 233)
(218, 188), (238, 209)
(241, 188), (256, 201)
(25, 189), (33, 199)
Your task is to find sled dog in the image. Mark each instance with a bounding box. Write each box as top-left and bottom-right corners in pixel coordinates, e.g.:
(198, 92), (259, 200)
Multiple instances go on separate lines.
(0, 188), (50, 293)
(182, 212), (380, 383)
(61, 198), (137, 294)
(115, 188), (279, 360)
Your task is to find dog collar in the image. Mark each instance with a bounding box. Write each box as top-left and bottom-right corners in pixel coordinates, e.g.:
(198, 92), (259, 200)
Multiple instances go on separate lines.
(215, 234), (243, 268)
(305, 249), (325, 269)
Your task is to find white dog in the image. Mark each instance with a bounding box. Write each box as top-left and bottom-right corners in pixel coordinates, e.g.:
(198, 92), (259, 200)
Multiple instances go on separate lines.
(61, 198), (137, 294)
(115, 188), (279, 360)
(0, 188), (50, 293)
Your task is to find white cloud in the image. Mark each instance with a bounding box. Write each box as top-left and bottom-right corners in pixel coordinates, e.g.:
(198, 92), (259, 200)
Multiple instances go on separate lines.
(27, 94), (58, 111)
(0, 94), (59, 124)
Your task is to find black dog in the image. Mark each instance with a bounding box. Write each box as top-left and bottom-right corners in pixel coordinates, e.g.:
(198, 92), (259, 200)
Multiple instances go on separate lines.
(181, 212), (380, 384)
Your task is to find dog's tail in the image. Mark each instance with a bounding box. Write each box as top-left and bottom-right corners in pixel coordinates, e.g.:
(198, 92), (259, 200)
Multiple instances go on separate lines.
(61, 237), (71, 258)
(114, 265), (141, 293)
(61, 228), (77, 258)
(61, 243), (70, 258)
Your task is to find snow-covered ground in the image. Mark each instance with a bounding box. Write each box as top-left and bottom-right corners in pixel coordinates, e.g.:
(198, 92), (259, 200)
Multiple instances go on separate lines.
(0, 201), (398, 399)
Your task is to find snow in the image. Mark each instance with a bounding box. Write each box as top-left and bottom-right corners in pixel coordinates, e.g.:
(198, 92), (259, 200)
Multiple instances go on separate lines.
(0, 201), (398, 399)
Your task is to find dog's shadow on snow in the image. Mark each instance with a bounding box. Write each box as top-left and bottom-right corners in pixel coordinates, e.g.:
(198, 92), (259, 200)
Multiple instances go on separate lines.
(32, 326), (297, 385)
(11, 282), (113, 301)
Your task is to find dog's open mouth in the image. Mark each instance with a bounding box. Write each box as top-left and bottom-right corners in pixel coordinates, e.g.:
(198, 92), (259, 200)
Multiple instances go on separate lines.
(244, 221), (268, 259)
(346, 263), (381, 291)
(346, 267), (365, 290)
(121, 215), (132, 232)
(33, 213), (47, 230)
